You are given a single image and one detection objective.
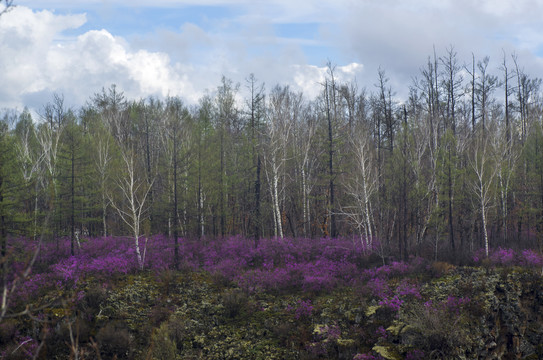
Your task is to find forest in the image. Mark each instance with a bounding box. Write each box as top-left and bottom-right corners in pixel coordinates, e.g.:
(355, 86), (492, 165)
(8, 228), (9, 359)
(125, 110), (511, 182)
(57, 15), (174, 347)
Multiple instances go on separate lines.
(2, 50), (543, 261)
(1, 47), (543, 359)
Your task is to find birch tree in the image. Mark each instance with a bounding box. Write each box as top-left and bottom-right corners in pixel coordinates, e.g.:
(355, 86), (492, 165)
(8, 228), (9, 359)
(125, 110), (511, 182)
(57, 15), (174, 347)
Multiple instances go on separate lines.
(109, 144), (154, 270)
(195, 95), (214, 238)
(93, 126), (112, 238)
(295, 103), (319, 238)
(263, 85), (297, 238)
(342, 124), (377, 248)
(492, 124), (519, 243)
(14, 110), (44, 239)
(37, 112), (64, 239)
(469, 128), (497, 257)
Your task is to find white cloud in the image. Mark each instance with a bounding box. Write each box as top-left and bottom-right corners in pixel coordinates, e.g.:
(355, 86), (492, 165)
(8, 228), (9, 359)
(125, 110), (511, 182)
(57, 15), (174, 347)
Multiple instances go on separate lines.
(290, 62), (365, 99)
(0, 6), (86, 107)
(3, 1), (542, 112)
(1, 5), (362, 112)
(333, 0), (543, 98)
(0, 7), (204, 109)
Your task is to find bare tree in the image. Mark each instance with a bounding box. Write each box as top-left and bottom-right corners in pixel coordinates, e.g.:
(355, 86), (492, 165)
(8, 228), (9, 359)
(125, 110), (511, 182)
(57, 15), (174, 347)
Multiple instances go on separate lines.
(109, 146), (154, 270)
(15, 111), (44, 240)
(511, 54), (542, 142)
(37, 118), (64, 238)
(440, 45), (464, 134)
(464, 53), (478, 132)
(92, 85), (129, 238)
(469, 128), (497, 257)
(263, 85), (298, 238)
(323, 62), (340, 237)
(416, 56), (441, 142)
(475, 57), (499, 132)
(342, 123), (377, 248)
(340, 82), (359, 131)
(93, 85), (129, 143)
(413, 64), (442, 258)
(294, 103), (320, 238)
(500, 51), (515, 142)
(405, 87), (435, 254)
(94, 129), (112, 238)
(491, 125), (518, 244)
(0, 0), (14, 17)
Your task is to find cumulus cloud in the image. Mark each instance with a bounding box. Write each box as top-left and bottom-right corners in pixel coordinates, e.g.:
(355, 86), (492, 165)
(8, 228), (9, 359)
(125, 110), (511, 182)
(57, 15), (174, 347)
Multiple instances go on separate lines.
(290, 63), (364, 99)
(0, 7), (206, 109)
(3, 1), (543, 112)
(0, 6), (86, 106)
(0, 5), (363, 112)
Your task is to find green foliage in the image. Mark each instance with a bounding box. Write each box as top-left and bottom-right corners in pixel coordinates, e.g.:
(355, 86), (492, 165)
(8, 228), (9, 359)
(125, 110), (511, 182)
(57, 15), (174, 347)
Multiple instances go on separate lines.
(399, 301), (471, 357)
(1, 115), (29, 236)
(221, 288), (249, 318)
(96, 321), (131, 358)
(149, 322), (178, 360)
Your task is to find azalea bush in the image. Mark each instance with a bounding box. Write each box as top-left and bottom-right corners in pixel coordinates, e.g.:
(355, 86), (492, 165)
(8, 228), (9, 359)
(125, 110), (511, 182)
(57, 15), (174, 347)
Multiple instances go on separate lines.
(472, 247), (543, 268)
(8, 235), (543, 313)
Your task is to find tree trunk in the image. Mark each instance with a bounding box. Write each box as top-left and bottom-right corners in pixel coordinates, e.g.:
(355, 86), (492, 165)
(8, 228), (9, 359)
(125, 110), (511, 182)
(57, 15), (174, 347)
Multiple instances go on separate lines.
(173, 128), (179, 270)
(272, 159), (283, 239)
(448, 146), (455, 251)
(325, 80), (337, 238)
(220, 130), (225, 237)
(254, 154), (261, 246)
(71, 141), (75, 256)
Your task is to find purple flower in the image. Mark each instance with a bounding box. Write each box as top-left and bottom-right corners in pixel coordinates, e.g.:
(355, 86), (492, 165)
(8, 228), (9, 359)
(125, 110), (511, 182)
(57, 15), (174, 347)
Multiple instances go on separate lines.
(287, 299), (314, 320)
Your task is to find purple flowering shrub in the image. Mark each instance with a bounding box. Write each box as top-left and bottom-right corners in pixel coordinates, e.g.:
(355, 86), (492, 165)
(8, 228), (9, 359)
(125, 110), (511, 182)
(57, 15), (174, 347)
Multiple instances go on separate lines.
(287, 299), (314, 320)
(7, 233), (543, 359)
(360, 264), (422, 314)
(11, 234), (428, 313)
(472, 247), (543, 268)
(489, 247), (515, 265)
(519, 249), (543, 267)
(9, 235), (383, 305)
(9, 234), (541, 321)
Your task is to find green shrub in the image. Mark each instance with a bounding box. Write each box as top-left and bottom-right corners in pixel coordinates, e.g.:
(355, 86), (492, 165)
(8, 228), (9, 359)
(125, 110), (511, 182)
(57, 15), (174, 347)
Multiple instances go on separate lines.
(399, 301), (471, 357)
(96, 321), (131, 359)
(221, 289), (248, 318)
(149, 322), (177, 360)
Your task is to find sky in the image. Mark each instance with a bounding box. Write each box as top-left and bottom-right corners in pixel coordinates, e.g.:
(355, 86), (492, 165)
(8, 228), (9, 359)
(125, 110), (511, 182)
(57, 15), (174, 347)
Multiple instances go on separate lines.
(1, 0), (543, 113)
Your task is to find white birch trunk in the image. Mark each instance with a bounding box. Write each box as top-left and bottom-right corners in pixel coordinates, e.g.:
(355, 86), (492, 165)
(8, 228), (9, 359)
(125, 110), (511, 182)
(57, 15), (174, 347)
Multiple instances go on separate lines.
(272, 161), (283, 239)
(110, 150), (153, 270)
(302, 167), (308, 237)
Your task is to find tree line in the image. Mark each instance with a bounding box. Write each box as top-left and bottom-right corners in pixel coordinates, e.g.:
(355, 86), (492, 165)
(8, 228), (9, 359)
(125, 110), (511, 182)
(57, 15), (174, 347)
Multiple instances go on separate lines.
(1, 49), (543, 264)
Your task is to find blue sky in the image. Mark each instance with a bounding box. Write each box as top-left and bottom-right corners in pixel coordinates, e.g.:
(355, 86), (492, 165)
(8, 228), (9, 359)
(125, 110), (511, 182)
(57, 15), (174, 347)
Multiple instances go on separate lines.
(1, 0), (543, 111)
